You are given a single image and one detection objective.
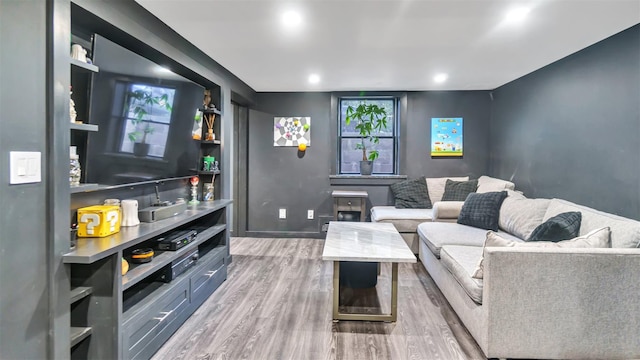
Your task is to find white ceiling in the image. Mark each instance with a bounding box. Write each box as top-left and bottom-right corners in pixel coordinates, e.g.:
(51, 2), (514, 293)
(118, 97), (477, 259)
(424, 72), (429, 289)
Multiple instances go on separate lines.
(136, 0), (639, 92)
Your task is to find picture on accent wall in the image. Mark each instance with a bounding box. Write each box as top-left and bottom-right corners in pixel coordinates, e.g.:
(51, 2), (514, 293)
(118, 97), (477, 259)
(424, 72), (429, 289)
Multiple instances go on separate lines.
(274, 116), (311, 147)
(431, 117), (463, 157)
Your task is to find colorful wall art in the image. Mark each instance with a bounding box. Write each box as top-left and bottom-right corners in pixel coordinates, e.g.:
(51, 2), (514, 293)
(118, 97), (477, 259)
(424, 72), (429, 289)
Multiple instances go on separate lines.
(431, 117), (463, 157)
(274, 117), (311, 147)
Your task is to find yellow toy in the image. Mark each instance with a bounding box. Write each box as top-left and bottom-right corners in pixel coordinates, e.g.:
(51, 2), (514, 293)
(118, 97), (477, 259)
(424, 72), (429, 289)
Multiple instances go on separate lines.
(77, 205), (121, 237)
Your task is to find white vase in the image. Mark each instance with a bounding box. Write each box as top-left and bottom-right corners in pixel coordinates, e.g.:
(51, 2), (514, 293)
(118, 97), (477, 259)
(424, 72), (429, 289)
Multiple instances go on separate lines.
(121, 199), (140, 227)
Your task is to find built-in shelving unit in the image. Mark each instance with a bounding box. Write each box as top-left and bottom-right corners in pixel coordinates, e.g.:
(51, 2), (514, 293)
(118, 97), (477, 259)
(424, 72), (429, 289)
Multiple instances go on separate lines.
(65, 200), (231, 359)
(70, 58), (99, 73)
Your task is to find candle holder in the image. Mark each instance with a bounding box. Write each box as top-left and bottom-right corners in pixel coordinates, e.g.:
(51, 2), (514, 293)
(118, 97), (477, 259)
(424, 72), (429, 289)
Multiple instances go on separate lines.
(188, 176), (200, 205)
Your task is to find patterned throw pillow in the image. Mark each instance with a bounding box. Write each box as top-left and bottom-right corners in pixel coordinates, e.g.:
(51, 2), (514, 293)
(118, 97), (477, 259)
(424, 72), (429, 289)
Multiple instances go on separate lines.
(390, 178), (432, 209)
(457, 191), (508, 231)
(527, 211), (582, 242)
(442, 179), (478, 201)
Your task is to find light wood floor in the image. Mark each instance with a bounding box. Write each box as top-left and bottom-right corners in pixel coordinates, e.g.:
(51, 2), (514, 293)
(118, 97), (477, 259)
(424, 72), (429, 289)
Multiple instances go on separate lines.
(152, 237), (485, 360)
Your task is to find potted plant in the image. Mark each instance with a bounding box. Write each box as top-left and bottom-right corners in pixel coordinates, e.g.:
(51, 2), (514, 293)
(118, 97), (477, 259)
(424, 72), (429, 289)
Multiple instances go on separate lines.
(345, 102), (389, 175)
(127, 89), (172, 157)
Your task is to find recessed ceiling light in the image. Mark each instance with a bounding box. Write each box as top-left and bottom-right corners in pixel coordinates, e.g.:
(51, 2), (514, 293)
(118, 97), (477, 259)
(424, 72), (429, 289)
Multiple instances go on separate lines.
(282, 10), (302, 27)
(154, 66), (172, 74)
(434, 73), (448, 83)
(505, 7), (530, 23)
(308, 74), (320, 84)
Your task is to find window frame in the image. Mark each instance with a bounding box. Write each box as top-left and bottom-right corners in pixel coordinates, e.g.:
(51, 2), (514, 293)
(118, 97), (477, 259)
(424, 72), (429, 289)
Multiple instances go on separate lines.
(338, 96), (399, 175)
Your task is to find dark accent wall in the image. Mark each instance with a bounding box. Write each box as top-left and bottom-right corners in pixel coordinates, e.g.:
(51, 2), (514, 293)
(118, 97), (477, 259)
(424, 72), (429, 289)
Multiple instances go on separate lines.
(242, 91), (491, 236)
(490, 25), (640, 219)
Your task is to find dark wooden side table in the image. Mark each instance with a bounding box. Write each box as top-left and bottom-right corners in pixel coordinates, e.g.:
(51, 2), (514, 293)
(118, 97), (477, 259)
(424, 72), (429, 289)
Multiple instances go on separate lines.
(332, 190), (368, 222)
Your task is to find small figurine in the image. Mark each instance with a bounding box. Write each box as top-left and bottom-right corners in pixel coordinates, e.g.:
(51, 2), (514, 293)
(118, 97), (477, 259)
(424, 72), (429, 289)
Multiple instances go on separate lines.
(203, 89), (212, 109)
(70, 86), (77, 123)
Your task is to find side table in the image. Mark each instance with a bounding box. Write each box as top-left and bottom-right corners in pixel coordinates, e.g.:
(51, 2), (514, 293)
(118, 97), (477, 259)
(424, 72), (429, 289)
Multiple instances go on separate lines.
(332, 190), (368, 222)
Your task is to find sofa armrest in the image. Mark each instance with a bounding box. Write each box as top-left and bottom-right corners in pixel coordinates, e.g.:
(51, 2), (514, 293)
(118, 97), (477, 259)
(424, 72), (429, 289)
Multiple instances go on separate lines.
(483, 247), (640, 359)
(432, 201), (464, 222)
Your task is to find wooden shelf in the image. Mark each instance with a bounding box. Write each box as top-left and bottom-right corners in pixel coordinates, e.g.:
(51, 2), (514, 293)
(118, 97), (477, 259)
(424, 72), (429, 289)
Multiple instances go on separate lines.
(70, 123), (99, 132)
(121, 224), (226, 290)
(200, 140), (221, 145)
(198, 170), (220, 175)
(198, 107), (221, 115)
(70, 58), (99, 73)
(63, 200), (232, 264)
(70, 286), (92, 304)
(70, 326), (92, 348)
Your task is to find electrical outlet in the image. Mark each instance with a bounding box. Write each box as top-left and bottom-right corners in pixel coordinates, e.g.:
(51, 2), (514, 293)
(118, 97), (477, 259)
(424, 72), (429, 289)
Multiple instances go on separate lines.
(279, 208), (287, 219)
(307, 210), (314, 220)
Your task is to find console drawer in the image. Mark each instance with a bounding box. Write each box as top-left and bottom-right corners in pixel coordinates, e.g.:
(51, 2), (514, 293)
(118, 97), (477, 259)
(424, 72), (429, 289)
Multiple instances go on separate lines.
(336, 197), (363, 211)
(123, 281), (189, 360)
(190, 256), (226, 308)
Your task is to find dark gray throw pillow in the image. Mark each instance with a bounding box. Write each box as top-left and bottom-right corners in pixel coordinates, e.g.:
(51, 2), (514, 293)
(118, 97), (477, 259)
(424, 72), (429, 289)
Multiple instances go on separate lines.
(442, 179), (478, 201)
(527, 211), (582, 242)
(390, 178), (432, 209)
(457, 191), (508, 231)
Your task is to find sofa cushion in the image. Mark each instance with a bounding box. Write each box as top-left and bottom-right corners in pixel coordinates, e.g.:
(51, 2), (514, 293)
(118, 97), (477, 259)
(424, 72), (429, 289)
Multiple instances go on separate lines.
(499, 190), (551, 240)
(390, 178), (432, 209)
(370, 206), (433, 233)
(527, 211), (582, 242)
(476, 175), (516, 193)
(417, 222), (522, 258)
(442, 179), (478, 201)
(440, 245), (484, 304)
(426, 176), (469, 203)
(472, 227), (612, 279)
(457, 191), (508, 231)
(543, 199), (640, 248)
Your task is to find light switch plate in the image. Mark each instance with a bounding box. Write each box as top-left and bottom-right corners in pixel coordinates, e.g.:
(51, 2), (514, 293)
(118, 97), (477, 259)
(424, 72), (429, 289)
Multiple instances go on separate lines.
(278, 208), (287, 219)
(307, 210), (314, 220)
(9, 151), (41, 184)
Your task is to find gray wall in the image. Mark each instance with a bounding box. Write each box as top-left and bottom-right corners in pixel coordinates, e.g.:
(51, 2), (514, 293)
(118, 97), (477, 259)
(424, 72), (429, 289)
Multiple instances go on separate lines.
(242, 91), (491, 236)
(1, 1), (70, 358)
(490, 25), (640, 219)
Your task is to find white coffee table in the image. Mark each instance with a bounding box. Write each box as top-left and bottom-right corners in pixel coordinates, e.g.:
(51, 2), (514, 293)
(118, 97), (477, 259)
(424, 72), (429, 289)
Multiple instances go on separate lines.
(322, 221), (416, 322)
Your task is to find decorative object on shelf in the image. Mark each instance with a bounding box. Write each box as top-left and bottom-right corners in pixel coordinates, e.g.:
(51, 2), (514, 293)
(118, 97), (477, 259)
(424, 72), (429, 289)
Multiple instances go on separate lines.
(205, 113), (216, 141)
(192, 109), (203, 140)
(121, 258), (129, 275)
(70, 146), (81, 186)
(71, 44), (88, 63)
(77, 205), (121, 237)
(121, 199), (140, 227)
(126, 87), (174, 157)
(345, 101), (389, 175)
(203, 155), (215, 171)
(204, 183), (214, 201)
(298, 143), (307, 152)
(274, 116), (311, 147)
(203, 89), (212, 108)
(431, 117), (463, 157)
(130, 248), (154, 264)
(70, 86), (77, 123)
(188, 176), (200, 205)
(211, 160), (219, 172)
(104, 198), (120, 206)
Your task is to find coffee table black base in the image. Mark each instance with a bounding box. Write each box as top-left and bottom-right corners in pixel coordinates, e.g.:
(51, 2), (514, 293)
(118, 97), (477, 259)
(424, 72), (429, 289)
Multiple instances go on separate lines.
(339, 261), (378, 288)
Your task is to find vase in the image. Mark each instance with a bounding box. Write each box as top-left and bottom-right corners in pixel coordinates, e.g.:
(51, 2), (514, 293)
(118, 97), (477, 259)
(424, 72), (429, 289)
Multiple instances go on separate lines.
(359, 160), (373, 175)
(133, 143), (150, 157)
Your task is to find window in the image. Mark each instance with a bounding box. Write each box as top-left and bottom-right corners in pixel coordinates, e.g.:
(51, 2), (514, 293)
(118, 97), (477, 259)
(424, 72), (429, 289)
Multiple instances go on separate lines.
(339, 97), (397, 174)
(119, 83), (175, 158)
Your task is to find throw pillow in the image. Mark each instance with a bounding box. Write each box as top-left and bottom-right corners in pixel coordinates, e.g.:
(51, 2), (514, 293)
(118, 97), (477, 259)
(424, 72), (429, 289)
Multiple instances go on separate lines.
(472, 227), (611, 279)
(389, 178), (432, 209)
(498, 190), (551, 240)
(442, 179), (478, 201)
(527, 211), (582, 242)
(425, 176), (469, 203)
(457, 191), (508, 231)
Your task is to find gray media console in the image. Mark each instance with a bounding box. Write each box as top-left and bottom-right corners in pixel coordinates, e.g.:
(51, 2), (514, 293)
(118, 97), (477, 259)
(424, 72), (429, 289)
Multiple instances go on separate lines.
(65, 200), (232, 359)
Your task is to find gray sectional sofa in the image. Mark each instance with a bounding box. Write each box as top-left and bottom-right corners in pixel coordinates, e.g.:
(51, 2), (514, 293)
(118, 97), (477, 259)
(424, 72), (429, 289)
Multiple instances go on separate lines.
(372, 177), (640, 359)
(419, 194), (640, 359)
(371, 176), (515, 253)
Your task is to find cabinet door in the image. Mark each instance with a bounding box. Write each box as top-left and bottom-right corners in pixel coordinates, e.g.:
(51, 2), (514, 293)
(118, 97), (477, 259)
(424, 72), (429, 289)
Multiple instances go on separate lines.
(190, 256), (226, 308)
(123, 281), (190, 360)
